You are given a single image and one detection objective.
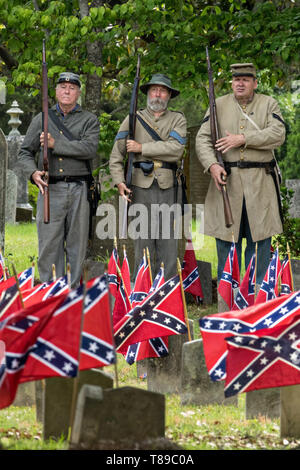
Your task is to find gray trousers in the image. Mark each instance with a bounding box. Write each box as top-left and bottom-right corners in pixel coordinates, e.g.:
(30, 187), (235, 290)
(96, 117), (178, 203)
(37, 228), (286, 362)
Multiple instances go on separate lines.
(130, 180), (181, 281)
(36, 181), (89, 287)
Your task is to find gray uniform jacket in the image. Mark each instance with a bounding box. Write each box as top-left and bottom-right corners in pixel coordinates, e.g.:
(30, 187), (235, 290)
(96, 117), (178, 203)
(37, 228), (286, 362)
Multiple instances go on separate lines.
(196, 92), (285, 242)
(18, 104), (99, 179)
(109, 107), (187, 189)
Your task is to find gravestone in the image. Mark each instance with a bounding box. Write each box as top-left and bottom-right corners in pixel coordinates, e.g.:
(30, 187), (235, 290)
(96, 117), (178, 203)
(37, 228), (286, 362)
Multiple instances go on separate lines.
(8, 133), (33, 223)
(180, 339), (237, 406)
(84, 259), (105, 281)
(5, 170), (17, 224)
(0, 128), (7, 250)
(147, 320), (194, 394)
(280, 384), (300, 438)
(285, 179), (300, 218)
(13, 381), (36, 407)
(245, 388), (280, 419)
(197, 260), (212, 304)
(41, 369), (113, 440)
(7, 102), (33, 222)
(70, 385), (167, 450)
(291, 259), (300, 291)
(186, 126), (210, 217)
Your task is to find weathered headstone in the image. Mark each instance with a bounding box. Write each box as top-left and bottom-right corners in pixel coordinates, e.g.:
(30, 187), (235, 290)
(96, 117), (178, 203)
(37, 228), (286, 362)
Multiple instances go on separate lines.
(70, 385), (167, 450)
(147, 320), (194, 394)
(285, 179), (300, 219)
(42, 369), (113, 440)
(5, 169), (17, 224)
(7, 102), (33, 223)
(245, 388), (280, 419)
(84, 259), (105, 280)
(197, 260), (212, 304)
(180, 339), (237, 406)
(0, 128), (7, 250)
(280, 384), (300, 438)
(291, 259), (300, 291)
(186, 126), (210, 217)
(13, 381), (36, 407)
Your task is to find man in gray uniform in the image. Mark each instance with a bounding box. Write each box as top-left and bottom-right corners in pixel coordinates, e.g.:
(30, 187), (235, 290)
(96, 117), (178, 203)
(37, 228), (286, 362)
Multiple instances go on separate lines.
(196, 63), (285, 288)
(18, 72), (99, 287)
(109, 73), (187, 280)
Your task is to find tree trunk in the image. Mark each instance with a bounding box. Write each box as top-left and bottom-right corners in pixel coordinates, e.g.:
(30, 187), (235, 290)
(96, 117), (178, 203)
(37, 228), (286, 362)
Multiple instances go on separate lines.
(79, 0), (103, 118)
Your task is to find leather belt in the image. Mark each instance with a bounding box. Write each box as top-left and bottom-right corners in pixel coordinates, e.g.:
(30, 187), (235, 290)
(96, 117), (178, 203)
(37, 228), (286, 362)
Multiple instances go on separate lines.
(224, 160), (276, 170)
(48, 175), (90, 184)
(133, 161), (178, 171)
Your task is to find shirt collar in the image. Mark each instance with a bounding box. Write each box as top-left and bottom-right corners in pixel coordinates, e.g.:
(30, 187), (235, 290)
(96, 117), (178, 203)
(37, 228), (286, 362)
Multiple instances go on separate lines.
(56, 103), (80, 115)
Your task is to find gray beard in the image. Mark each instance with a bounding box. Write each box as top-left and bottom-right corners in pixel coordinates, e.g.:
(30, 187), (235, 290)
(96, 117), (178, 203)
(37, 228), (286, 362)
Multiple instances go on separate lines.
(147, 96), (168, 112)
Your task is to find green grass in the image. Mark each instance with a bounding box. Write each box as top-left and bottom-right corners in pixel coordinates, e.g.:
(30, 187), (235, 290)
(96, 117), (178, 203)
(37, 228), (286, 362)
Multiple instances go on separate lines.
(4, 223), (39, 279)
(1, 223), (300, 451)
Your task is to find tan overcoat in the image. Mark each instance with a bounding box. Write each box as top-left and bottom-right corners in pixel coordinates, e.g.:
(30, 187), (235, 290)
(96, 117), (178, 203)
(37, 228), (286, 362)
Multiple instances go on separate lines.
(109, 107), (187, 189)
(195, 93), (285, 242)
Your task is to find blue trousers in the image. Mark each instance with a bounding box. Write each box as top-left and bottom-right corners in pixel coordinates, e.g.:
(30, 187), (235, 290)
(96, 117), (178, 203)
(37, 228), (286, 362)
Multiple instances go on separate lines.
(216, 200), (271, 285)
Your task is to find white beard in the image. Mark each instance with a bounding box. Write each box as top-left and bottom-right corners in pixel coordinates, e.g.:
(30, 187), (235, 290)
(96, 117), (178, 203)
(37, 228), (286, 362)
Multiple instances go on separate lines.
(147, 96), (169, 112)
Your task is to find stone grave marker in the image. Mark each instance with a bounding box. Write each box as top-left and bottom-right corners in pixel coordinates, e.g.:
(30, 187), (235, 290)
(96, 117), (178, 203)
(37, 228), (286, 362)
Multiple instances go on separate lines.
(41, 369), (113, 440)
(245, 388), (280, 419)
(5, 169), (17, 224)
(13, 381), (36, 407)
(147, 320), (194, 394)
(0, 128), (7, 250)
(285, 179), (300, 219)
(280, 384), (300, 439)
(180, 339), (237, 406)
(70, 385), (170, 450)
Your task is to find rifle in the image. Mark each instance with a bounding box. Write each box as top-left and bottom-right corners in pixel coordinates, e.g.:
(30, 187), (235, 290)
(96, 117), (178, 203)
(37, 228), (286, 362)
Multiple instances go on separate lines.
(206, 47), (233, 228)
(42, 39), (50, 224)
(120, 55), (141, 238)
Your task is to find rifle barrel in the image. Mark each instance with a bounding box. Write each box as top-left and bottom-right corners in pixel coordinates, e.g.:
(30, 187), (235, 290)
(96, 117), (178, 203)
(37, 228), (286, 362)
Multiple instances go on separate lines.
(42, 39), (50, 224)
(206, 47), (233, 228)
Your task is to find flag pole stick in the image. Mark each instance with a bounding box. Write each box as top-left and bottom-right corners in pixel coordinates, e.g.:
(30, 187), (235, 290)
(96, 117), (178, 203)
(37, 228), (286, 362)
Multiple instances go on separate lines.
(254, 242), (258, 299)
(177, 258), (192, 342)
(0, 248), (6, 281)
(146, 247), (153, 285)
(116, 263), (132, 309)
(105, 271), (119, 389)
(287, 243), (294, 292)
(276, 241), (282, 294)
(68, 268), (87, 443)
(52, 264), (56, 282)
(10, 262), (24, 309)
(114, 236), (118, 251)
(67, 263), (71, 290)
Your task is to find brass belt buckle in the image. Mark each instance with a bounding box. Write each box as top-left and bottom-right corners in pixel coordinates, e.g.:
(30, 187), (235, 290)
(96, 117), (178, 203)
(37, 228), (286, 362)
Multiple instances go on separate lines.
(153, 160), (162, 170)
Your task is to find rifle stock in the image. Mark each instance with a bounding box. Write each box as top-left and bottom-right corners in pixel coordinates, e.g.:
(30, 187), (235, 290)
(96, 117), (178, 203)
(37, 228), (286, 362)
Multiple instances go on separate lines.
(120, 55), (141, 239)
(42, 39), (50, 224)
(206, 47), (233, 228)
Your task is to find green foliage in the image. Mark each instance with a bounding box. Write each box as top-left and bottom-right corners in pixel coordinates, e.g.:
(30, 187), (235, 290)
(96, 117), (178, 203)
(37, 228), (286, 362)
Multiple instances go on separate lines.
(1, 0), (299, 102)
(280, 105), (300, 180)
(28, 181), (39, 218)
(273, 186), (300, 259)
(95, 112), (120, 201)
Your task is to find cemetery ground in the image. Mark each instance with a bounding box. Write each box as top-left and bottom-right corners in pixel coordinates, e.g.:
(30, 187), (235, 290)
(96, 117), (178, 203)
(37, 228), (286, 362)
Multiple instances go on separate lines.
(1, 223), (300, 451)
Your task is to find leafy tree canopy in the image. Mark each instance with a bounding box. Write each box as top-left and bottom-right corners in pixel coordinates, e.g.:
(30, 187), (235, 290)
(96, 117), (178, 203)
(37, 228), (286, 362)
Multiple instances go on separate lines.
(0, 0), (299, 111)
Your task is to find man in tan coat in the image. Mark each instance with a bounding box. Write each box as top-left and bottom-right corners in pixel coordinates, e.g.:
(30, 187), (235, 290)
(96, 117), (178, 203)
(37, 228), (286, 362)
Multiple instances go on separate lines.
(196, 63), (285, 286)
(109, 73), (187, 279)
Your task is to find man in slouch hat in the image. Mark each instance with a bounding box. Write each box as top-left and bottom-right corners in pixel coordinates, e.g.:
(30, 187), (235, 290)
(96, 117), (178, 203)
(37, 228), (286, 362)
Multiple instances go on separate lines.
(196, 63), (285, 296)
(109, 73), (187, 280)
(18, 72), (99, 287)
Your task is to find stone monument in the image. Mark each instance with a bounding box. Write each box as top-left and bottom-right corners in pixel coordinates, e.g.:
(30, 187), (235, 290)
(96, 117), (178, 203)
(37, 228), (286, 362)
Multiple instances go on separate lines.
(7, 100), (33, 222)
